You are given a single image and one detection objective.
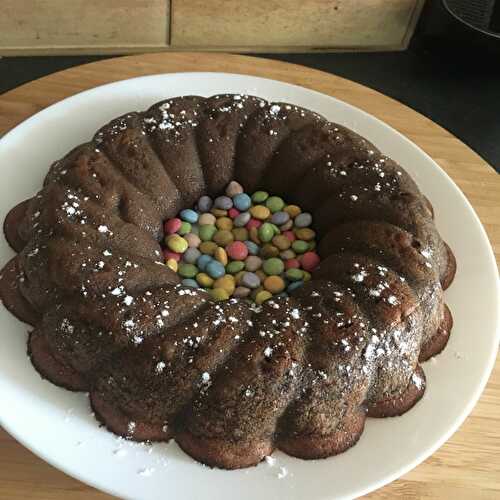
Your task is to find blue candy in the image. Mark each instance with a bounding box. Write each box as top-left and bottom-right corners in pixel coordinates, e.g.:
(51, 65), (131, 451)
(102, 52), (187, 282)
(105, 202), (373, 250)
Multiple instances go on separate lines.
(180, 209), (199, 224)
(287, 281), (304, 293)
(233, 193), (252, 211)
(244, 240), (259, 255)
(197, 195), (213, 212)
(181, 278), (199, 288)
(197, 254), (213, 271)
(206, 260), (225, 279)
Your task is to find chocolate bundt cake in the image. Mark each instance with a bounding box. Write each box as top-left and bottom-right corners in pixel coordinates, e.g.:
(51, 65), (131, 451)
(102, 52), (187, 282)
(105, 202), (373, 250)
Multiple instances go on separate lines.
(0, 94), (456, 469)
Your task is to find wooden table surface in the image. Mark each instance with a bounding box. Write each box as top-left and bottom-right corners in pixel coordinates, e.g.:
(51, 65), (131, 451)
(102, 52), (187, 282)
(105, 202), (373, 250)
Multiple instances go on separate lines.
(0, 52), (498, 500)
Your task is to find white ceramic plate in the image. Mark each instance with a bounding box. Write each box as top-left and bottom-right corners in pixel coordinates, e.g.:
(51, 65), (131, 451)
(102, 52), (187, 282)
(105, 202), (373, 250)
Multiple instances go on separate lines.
(0, 73), (498, 500)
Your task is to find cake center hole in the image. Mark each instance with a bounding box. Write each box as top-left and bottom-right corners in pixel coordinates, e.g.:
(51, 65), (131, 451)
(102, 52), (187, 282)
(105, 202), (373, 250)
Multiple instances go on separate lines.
(162, 181), (321, 304)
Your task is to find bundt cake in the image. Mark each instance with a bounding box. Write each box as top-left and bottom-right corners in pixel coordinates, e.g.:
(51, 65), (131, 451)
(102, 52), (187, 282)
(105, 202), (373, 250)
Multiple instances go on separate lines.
(0, 94), (456, 469)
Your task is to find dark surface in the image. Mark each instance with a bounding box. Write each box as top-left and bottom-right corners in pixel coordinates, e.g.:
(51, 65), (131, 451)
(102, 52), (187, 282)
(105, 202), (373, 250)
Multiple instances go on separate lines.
(0, 44), (498, 173)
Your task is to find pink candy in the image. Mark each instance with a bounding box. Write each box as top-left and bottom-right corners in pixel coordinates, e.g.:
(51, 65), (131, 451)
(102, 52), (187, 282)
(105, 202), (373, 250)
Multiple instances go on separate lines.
(163, 250), (181, 262)
(228, 207), (240, 219)
(283, 230), (296, 242)
(164, 218), (182, 235)
(285, 258), (300, 270)
(300, 251), (320, 272)
(246, 218), (262, 230)
(226, 241), (249, 261)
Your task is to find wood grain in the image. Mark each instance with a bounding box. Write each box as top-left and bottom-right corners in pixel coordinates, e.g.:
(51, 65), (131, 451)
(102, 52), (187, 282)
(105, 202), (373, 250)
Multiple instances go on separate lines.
(0, 0), (169, 53)
(0, 0), (423, 55)
(0, 52), (498, 500)
(171, 0), (424, 49)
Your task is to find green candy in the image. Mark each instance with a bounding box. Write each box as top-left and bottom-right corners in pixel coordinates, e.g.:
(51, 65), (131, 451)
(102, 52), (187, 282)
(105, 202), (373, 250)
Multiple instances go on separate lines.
(265, 196), (285, 213)
(258, 223), (274, 243)
(286, 268), (304, 281)
(252, 191), (269, 203)
(270, 223), (280, 235)
(178, 221), (192, 235)
(199, 224), (217, 241)
(226, 261), (245, 274)
(263, 257), (285, 276)
(178, 263), (198, 278)
(166, 234), (188, 253)
(292, 240), (309, 254)
(210, 288), (230, 301)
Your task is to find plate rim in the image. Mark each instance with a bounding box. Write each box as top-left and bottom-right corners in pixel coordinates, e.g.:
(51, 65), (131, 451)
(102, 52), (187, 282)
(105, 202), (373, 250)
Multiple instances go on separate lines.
(0, 71), (499, 500)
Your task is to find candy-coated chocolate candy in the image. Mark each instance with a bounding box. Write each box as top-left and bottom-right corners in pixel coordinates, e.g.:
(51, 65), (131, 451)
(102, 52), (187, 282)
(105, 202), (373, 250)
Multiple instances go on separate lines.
(199, 241), (218, 255)
(214, 247), (228, 266)
(216, 217), (233, 230)
(285, 258), (300, 270)
(301, 251), (320, 272)
(250, 205), (270, 220)
(199, 213), (216, 226)
(227, 207), (240, 219)
(181, 278), (199, 288)
(179, 209), (199, 224)
(255, 290), (273, 304)
(210, 288), (230, 301)
(233, 193), (252, 211)
(178, 263), (198, 278)
(183, 247), (201, 264)
(214, 196), (233, 210)
(263, 275), (285, 294)
(294, 212), (312, 228)
(258, 222), (274, 243)
(225, 180), (244, 197)
(263, 257), (285, 276)
(206, 260), (226, 279)
(226, 261), (245, 274)
(199, 224), (217, 241)
(196, 272), (214, 287)
(197, 195), (213, 212)
(197, 254), (212, 271)
(291, 240), (309, 254)
(166, 234), (188, 253)
(164, 218), (182, 235)
(226, 241), (249, 260)
(252, 191), (269, 203)
(166, 258), (178, 272)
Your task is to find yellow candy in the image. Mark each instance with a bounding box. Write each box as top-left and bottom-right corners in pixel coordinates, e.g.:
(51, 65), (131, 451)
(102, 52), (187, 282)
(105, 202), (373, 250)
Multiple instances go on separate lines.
(213, 275), (236, 296)
(303, 271), (312, 281)
(251, 286), (264, 300)
(271, 234), (290, 250)
(250, 205), (271, 220)
(210, 287), (230, 301)
(232, 227), (248, 241)
(249, 226), (261, 245)
(211, 208), (227, 217)
(214, 246), (228, 266)
(255, 290), (273, 304)
(294, 228), (316, 241)
(199, 241), (218, 255)
(260, 244), (279, 258)
(216, 217), (233, 231)
(166, 258), (178, 272)
(284, 204), (301, 218)
(213, 229), (234, 247)
(263, 275), (285, 294)
(196, 272), (214, 288)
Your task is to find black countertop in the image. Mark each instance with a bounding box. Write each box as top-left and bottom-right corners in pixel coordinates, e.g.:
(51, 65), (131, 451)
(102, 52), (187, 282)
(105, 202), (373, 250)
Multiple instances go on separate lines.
(0, 44), (499, 173)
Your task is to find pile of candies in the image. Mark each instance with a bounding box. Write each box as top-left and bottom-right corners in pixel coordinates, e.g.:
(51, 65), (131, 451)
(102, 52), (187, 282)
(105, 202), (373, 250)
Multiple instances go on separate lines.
(162, 181), (321, 304)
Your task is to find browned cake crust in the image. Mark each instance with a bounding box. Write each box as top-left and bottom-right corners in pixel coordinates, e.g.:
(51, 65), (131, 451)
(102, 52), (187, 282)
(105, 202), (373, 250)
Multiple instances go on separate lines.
(0, 94), (455, 469)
